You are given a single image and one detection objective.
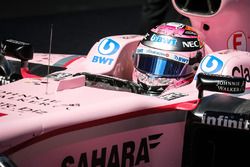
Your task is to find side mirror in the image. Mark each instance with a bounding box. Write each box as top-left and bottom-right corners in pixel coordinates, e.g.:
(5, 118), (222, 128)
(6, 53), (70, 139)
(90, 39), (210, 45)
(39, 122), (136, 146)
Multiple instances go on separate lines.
(196, 73), (246, 98)
(1, 39), (33, 67)
(0, 55), (12, 77)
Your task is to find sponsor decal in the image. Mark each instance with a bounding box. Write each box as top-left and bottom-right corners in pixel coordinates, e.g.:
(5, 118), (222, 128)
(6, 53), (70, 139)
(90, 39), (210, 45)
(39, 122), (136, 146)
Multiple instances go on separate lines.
(61, 133), (163, 167)
(0, 102), (47, 114)
(215, 79), (245, 93)
(202, 111), (250, 130)
(98, 38), (120, 55)
(92, 56), (114, 65)
(5, 39), (29, 45)
(146, 49), (166, 57)
(0, 102), (16, 112)
(232, 65), (250, 81)
(228, 31), (247, 51)
(121, 35), (139, 39)
(182, 40), (199, 48)
(143, 33), (201, 52)
(48, 72), (72, 81)
(196, 73), (245, 94)
(92, 38), (119, 65)
(200, 55), (223, 74)
(143, 33), (150, 40)
(150, 34), (177, 46)
(159, 92), (188, 101)
(0, 90), (60, 106)
(0, 76), (11, 85)
(135, 48), (167, 57)
(183, 30), (197, 36)
(0, 90), (80, 113)
(167, 22), (185, 28)
(173, 55), (189, 64)
(135, 48), (143, 54)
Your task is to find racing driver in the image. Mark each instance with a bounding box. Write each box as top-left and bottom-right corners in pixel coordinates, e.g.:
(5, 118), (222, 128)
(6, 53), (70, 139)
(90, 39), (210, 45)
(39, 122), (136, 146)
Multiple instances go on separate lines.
(133, 22), (205, 95)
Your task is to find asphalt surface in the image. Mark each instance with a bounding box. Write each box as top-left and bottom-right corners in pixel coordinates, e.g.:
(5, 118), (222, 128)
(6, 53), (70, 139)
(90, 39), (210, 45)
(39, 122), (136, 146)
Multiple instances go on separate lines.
(0, 5), (142, 55)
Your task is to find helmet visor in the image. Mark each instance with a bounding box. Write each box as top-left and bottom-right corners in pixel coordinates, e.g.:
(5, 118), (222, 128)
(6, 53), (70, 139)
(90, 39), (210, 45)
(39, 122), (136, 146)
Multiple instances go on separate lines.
(134, 54), (187, 77)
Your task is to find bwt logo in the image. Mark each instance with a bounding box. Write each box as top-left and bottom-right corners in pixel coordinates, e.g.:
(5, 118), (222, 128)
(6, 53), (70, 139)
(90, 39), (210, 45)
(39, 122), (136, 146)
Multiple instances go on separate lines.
(174, 55), (189, 64)
(200, 55), (223, 74)
(92, 38), (120, 65)
(150, 34), (177, 46)
(98, 38), (120, 55)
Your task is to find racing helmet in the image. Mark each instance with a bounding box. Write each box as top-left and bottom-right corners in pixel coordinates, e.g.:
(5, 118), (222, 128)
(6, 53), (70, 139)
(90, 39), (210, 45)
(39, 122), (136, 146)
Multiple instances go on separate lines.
(133, 22), (205, 95)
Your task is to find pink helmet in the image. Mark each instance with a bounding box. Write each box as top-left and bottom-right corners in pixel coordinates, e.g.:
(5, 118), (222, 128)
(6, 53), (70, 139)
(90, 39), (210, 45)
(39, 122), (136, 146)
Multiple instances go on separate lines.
(133, 22), (205, 95)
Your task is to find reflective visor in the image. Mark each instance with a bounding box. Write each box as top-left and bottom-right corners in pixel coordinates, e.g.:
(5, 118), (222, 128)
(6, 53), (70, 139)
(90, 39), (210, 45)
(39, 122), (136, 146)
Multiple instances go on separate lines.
(134, 54), (186, 77)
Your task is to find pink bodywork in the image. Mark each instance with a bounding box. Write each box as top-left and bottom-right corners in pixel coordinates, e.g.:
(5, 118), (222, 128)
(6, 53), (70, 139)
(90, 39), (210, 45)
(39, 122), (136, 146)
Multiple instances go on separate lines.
(0, 35), (190, 167)
(0, 1), (250, 165)
(0, 33), (250, 166)
(172, 0), (250, 52)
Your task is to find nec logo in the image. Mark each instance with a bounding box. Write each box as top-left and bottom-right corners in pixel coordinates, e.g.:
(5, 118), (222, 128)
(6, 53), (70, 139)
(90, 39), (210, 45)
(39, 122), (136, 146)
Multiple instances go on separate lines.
(98, 38), (120, 55)
(182, 41), (199, 48)
(200, 55), (223, 74)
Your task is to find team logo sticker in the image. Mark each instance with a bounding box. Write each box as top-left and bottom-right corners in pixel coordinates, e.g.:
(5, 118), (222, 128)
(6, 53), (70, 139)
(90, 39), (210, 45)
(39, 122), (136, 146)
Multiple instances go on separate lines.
(200, 55), (223, 74)
(92, 38), (120, 65)
(98, 38), (120, 55)
(228, 31), (247, 51)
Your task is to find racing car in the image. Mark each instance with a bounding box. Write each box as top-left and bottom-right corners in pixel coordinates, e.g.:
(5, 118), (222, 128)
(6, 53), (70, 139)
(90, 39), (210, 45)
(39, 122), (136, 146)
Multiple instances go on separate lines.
(0, 0), (250, 167)
(1, 34), (250, 167)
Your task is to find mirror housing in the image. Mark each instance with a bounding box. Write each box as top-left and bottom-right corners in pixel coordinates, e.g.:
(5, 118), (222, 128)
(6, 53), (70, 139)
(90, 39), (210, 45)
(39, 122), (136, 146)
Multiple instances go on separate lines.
(196, 73), (246, 98)
(1, 39), (33, 67)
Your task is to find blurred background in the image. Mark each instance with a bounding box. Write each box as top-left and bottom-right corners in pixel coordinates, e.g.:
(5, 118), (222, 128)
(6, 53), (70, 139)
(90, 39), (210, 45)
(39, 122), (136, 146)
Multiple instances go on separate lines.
(0, 0), (144, 55)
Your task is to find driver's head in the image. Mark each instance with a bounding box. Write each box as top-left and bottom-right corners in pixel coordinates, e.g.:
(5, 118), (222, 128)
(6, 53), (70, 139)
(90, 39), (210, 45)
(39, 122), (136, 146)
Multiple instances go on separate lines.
(133, 22), (205, 95)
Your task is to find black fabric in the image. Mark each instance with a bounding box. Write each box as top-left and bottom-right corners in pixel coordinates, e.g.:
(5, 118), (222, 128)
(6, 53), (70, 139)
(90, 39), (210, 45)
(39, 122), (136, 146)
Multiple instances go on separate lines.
(0, 6), (142, 55)
(139, 0), (191, 34)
